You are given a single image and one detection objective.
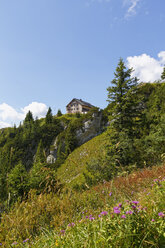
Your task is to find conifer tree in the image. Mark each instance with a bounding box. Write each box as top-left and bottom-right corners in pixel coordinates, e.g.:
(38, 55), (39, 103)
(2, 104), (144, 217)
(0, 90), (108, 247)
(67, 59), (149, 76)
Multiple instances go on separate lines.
(107, 58), (138, 134)
(106, 58), (140, 168)
(45, 107), (53, 124)
(161, 65), (165, 80)
(57, 109), (62, 117)
(24, 111), (34, 124)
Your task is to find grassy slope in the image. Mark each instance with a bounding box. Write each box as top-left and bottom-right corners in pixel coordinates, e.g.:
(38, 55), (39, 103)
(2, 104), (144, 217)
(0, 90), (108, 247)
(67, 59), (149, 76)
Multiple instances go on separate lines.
(6, 164), (164, 247)
(57, 131), (109, 188)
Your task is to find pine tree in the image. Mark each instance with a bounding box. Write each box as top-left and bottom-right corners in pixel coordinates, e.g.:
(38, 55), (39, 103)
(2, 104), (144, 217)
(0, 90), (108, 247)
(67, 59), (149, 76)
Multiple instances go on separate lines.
(106, 58), (140, 168)
(24, 111), (34, 124)
(45, 107), (53, 124)
(107, 58), (138, 134)
(161, 65), (165, 80)
(57, 109), (62, 117)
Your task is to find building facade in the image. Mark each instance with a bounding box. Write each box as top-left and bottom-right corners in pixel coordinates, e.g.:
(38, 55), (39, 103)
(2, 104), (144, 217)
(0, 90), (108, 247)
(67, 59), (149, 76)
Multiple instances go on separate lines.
(66, 98), (94, 114)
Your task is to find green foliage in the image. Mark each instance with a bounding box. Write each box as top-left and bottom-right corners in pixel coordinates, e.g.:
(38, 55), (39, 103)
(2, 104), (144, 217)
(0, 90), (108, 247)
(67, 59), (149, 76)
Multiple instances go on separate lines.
(7, 163), (29, 201)
(0, 165), (164, 247)
(45, 107), (53, 124)
(34, 140), (46, 164)
(107, 58), (138, 133)
(161, 65), (165, 80)
(29, 163), (60, 194)
(24, 111), (34, 124)
(57, 109), (62, 117)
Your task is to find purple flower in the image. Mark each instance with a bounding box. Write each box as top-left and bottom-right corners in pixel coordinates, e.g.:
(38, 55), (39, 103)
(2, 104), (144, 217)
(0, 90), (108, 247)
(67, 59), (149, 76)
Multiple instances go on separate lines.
(147, 192), (150, 195)
(0, 243), (2, 246)
(118, 203), (122, 208)
(114, 209), (121, 214)
(151, 219), (155, 222)
(98, 214), (101, 218)
(132, 201), (139, 205)
(113, 206), (119, 210)
(68, 223), (75, 227)
(23, 238), (29, 243)
(132, 205), (137, 209)
(101, 211), (108, 216)
(89, 217), (95, 220)
(121, 215), (126, 219)
(12, 242), (18, 245)
(85, 216), (88, 219)
(60, 230), (65, 234)
(109, 192), (112, 196)
(126, 210), (133, 215)
(158, 212), (164, 217)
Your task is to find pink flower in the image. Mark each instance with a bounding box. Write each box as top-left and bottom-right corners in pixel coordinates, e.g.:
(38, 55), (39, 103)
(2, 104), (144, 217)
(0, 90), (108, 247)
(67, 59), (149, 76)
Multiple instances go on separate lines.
(158, 212), (164, 217)
(132, 201), (139, 205)
(121, 215), (126, 219)
(114, 209), (120, 214)
(101, 211), (108, 216)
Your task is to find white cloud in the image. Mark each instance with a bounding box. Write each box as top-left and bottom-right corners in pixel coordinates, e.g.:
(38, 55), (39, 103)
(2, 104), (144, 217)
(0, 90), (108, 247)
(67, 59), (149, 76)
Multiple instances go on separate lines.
(127, 51), (165, 82)
(124, 0), (140, 18)
(21, 102), (48, 119)
(0, 102), (48, 128)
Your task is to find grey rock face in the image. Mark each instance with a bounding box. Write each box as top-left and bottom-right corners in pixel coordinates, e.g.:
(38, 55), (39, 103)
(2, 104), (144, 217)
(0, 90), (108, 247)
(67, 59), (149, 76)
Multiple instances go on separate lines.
(46, 154), (56, 164)
(47, 111), (107, 164)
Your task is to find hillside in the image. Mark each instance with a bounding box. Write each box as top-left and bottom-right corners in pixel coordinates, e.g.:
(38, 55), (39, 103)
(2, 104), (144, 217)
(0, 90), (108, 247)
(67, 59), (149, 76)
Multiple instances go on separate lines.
(1, 79), (165, 246)
(57, 131), (109, 189)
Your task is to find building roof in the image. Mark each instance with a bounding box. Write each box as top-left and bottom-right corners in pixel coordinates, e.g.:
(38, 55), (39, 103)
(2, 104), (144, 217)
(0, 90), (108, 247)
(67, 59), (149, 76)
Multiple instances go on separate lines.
(66, 98), (94, 108)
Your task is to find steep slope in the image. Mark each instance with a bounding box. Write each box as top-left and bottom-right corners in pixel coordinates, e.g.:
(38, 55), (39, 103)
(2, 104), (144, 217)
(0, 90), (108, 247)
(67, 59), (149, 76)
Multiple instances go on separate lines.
(57, 131), (109, 189)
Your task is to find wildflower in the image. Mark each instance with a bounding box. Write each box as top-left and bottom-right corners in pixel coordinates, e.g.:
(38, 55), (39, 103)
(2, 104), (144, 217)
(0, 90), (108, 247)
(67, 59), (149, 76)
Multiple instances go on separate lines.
(23, 238), (29, 243)
(60, 230), (65, 235)
(147, 192), (150, 195)
(12, 242), (18, 245)
(114, 209), (120, 214)
(68, 223), (75, 227)
(151, 219), (155, 222)
(89, 216), (95, 220)
(118, 203), (122, 208)
(158, 212), (164, 217)
(109, 192), (112, 196)
(113, 206), (119, 210)
(132, 205), (137, 209)
(0, 243), (2, 246)
(85, 216), (88, 219)
(101, 211), (108, 216)
(126, 210), (133, 215)
(121, 215), (126, 219)
(132, 201), (139, 205)
(98, 214), (101, 218)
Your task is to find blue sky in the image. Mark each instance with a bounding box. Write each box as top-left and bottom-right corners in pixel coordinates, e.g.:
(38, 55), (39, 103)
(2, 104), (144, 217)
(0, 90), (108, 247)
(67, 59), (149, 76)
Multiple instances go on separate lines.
(0, 0), (165, 127)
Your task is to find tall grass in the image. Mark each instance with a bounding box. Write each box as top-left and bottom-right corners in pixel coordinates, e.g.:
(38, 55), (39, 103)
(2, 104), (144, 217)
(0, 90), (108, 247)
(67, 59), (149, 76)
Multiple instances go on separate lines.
(0, 165), (164, 247)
